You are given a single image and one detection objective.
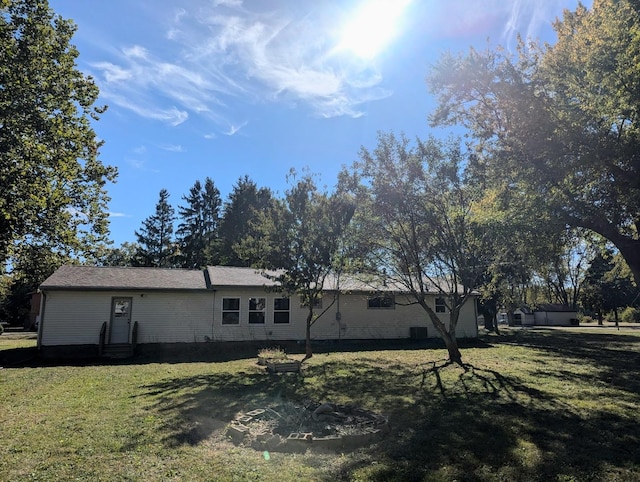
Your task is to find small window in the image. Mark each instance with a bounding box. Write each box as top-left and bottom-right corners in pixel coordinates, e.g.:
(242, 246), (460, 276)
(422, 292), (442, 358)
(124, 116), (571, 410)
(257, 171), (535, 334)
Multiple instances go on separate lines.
(249, 297), (266, 324)
(222, 297), (240, 325)
(367, 294), (394, 309)
(300, 295), (322, 309)
(274, 297), (290, 324)
(435, 297), (447, 313)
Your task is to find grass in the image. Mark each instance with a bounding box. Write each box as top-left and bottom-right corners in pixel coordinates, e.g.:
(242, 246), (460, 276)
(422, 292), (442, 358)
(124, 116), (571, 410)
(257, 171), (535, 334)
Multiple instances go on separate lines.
(1, 328), (639, 481)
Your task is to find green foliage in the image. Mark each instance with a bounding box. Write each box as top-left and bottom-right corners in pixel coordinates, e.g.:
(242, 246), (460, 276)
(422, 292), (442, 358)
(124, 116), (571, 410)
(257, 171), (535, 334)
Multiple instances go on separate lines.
(176, 178), (222, 268)
(134, 189), (176, 267)
(97, 241), (140, 267)
(344, 132), (490, 364)
(580, 248), (637, 316)
(427, 0), (640, 286)
(620, 307), (640, 324)
(242, 170), (354, 358)
(0, 0), (117, 268)
(218, 176), (275, 266)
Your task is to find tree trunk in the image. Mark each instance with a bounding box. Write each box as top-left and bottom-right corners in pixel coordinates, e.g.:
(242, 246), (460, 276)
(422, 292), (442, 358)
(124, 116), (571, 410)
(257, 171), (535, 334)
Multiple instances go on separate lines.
(493, 312), (501, 335)
(441, 330), (463, 366)
(303, 309), (313, 361)
(615, 238), (640, 289)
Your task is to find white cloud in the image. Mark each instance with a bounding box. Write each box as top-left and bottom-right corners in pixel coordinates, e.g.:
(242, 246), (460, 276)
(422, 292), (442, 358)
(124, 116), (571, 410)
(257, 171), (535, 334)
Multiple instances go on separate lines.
(159, 144), (185, 152)
(109, 212), (130, 218)
(86, 1), (397, 127)
(223, 121), (247, 136)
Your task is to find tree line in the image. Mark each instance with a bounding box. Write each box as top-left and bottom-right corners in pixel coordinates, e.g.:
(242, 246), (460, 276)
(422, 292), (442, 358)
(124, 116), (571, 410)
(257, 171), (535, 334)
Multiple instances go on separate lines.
(1, 0), (639, 365)
(103, 175), (274, 269)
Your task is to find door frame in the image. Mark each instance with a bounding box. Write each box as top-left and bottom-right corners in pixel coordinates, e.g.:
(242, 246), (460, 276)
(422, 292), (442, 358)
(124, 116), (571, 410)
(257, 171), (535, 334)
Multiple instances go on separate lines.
(109, 297), (132, 344)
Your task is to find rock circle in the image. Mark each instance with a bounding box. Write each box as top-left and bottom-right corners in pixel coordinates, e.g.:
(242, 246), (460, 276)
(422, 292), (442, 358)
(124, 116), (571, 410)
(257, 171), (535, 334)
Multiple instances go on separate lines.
(226, 401), (389, 453)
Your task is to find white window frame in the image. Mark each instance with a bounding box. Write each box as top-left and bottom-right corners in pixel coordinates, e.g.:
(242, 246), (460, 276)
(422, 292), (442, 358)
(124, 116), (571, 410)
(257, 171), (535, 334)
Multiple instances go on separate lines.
(222, 297), (240, 325)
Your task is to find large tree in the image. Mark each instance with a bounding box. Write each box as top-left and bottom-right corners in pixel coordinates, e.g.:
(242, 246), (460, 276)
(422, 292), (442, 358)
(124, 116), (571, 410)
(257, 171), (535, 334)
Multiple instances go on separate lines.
(0, 0), (116, 268)
(427, 0), (640, 287)
(176, 178), (221, 268)
(134, 189), (175, 268)
(242, 171), (354, 360)
(344, 133), (488, 365)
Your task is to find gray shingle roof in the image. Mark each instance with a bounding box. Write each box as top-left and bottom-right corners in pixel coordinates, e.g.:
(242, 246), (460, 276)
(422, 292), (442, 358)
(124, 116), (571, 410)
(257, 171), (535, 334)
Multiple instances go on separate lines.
(40, 265), (208, 291)
(206, 266), (280, 287)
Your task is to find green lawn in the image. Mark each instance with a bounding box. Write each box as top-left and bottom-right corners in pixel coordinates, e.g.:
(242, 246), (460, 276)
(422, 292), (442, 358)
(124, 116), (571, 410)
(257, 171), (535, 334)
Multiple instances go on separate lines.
(1, 328), (639, 481)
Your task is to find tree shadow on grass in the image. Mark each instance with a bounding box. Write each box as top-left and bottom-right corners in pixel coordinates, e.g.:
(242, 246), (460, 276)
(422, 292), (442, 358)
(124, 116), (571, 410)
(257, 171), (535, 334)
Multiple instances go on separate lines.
(497, 329), (640, 397)
(136, 338), (640, 481)
(136, 366), (307, 448)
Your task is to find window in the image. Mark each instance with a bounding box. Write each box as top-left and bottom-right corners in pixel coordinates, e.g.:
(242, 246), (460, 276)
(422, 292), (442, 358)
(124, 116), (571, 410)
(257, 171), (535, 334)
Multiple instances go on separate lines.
(367, 294), (394, 309)
(435, 297), (447, 313)
(273, 297), (290, 324)
(248, 297), (266, 324)
(222, 297), (240, 325)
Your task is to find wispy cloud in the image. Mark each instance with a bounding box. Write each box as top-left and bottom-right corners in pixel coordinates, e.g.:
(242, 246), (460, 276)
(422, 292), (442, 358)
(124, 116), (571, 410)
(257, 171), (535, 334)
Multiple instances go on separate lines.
(159, 143), (185, 152)
(109, 212), (130, 218)
(87, 0), (398, 128)
(223, 121), (247, 136)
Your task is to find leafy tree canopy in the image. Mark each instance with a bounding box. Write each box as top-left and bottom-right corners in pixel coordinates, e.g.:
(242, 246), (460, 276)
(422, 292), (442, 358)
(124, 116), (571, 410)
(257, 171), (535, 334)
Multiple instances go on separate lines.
(427, 0), (640, 287)
(0, 0), (117, 269)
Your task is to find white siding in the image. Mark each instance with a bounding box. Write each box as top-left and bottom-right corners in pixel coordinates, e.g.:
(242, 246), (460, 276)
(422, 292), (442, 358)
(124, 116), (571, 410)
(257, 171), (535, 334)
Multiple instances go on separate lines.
(42, 288), (478, 347)
(533, 311), (578, 326)
(212, 288), (478, 341)
(41, 290), (212, 346)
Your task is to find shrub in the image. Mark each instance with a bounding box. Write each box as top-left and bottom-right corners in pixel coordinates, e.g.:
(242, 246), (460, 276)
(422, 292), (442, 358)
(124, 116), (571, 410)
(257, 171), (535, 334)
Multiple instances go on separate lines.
(620, 307), (640, 323)
(257, 346), (288, 364)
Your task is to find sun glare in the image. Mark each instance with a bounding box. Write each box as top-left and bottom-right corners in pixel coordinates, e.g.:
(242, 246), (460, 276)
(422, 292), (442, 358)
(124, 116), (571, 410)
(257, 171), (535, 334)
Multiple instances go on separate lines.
(339, 0), (412, 59)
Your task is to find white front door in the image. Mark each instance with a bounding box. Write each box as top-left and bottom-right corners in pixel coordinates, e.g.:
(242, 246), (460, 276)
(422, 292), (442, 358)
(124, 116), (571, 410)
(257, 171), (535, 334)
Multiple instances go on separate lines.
(110, 297), (132, 344)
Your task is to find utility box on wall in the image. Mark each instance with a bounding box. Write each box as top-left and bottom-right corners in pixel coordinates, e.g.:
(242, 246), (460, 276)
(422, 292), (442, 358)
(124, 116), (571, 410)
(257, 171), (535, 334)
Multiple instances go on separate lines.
(409, 326), (428, 340)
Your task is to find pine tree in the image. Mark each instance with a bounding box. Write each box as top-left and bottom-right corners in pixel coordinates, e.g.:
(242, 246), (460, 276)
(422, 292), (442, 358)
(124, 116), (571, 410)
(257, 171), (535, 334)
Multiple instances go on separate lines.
(176, 178), (221, 268)
(134, 189), (175, 267)
(219, 176), (274, 266)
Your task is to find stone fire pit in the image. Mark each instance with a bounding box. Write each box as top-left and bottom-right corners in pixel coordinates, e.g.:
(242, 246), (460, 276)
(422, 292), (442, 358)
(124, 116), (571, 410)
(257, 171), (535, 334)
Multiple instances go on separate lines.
(226, 401), (389, 453)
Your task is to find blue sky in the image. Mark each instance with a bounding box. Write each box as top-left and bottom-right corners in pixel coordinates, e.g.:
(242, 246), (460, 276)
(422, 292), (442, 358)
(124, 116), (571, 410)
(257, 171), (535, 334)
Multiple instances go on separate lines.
(48, 0), (588, 247)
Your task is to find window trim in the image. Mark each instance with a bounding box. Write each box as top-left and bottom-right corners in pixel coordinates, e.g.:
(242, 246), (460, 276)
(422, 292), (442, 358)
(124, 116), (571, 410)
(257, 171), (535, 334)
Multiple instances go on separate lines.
(435, 297), (447, 313)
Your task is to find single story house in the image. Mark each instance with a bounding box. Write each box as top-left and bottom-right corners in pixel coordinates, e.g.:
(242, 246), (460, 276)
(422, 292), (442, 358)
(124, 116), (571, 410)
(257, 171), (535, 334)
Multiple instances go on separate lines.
(37, 265), (479, 359)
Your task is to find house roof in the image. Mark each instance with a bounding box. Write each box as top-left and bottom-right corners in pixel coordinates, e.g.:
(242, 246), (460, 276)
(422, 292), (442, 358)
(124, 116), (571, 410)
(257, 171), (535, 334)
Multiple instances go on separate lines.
(40, 265), (479, 296)
(206, 266), (476, 295)
(206, 266), (280, 288)
(535, 303), (577, 313)
(40, 265), (209, 291)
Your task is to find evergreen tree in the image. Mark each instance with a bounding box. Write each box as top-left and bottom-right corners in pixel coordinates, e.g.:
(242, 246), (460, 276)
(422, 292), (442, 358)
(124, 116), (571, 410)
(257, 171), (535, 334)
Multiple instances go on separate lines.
(219, 175), (274, 266)
(134, 189), (175, 267)
(176, 178), (221, 268)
